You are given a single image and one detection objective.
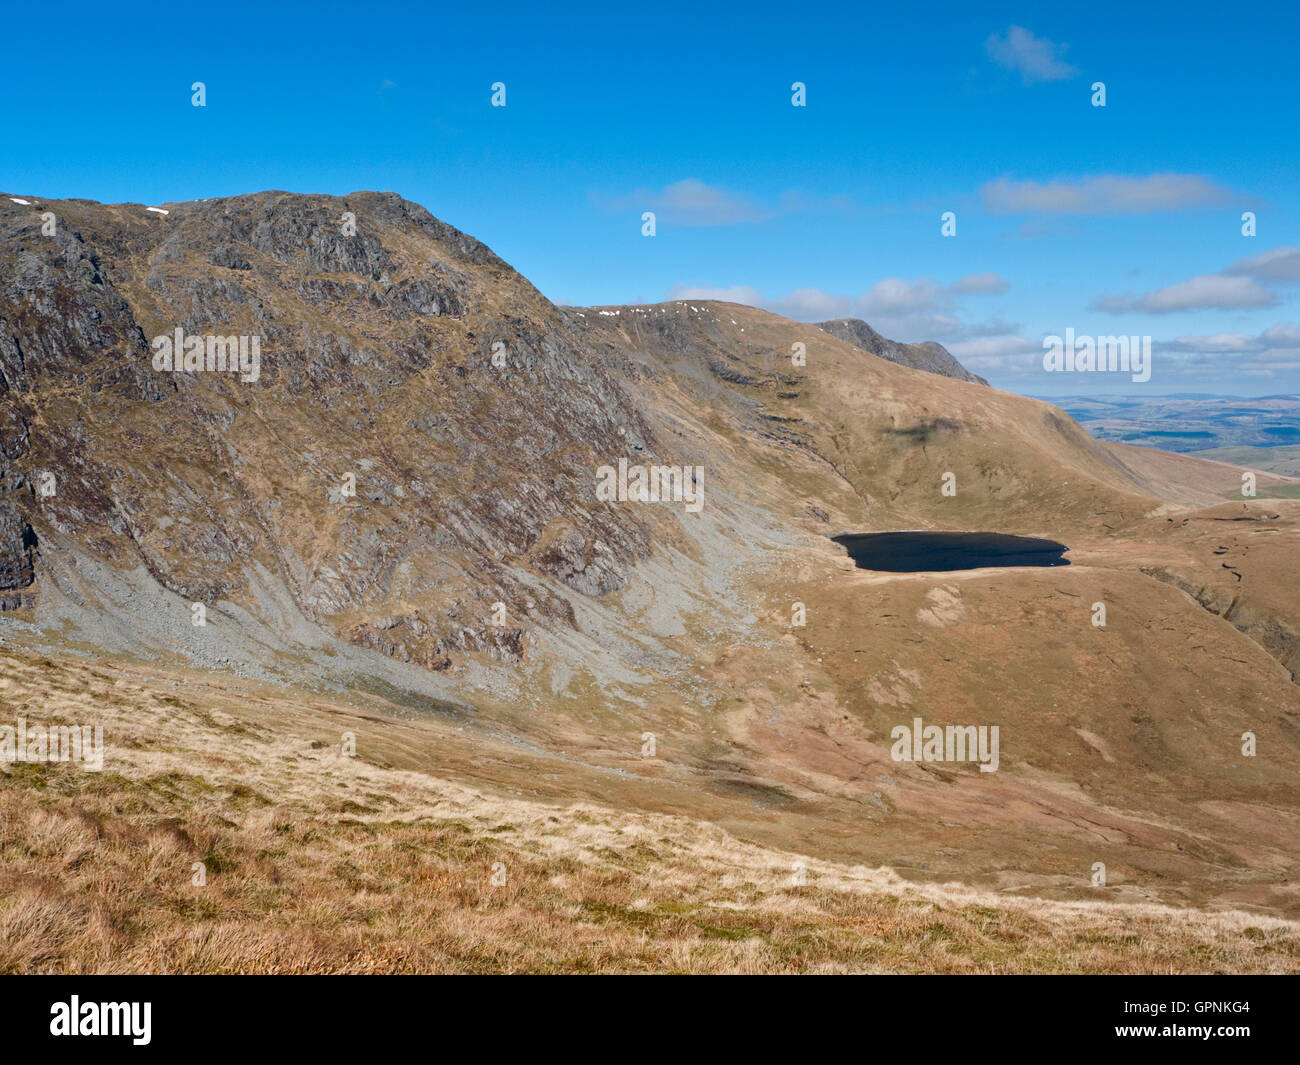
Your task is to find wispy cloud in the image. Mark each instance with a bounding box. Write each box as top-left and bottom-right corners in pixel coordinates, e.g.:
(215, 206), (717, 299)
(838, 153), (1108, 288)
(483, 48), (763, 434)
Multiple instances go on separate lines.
(1154, 324), (1300, 377)
(860, 278), (947, 316)
(1160, 332), (1261, 354)
(981, 174), (1234, 215)
(956, 324), (1300, 381)
(948, 335), (1042, 360)
(767, 287), (858, 321)
(857, 275), (1012, 320)
(1160, 324), (1300, 354)
(985, 26), (1078, 84)
(1091, 243), (1299, 316)
(1091, 274), (1277, 314)
(596, 179), (855, 227)
(652, 179), (767, 225)
(1261, 322), (1300, 346)
(1224, 245), (1300, 283)
(948, 272), (1011, 295)
(595, 179), (768, 226)
(665, 274), (1013, 341)
(665, 283), (764, 305)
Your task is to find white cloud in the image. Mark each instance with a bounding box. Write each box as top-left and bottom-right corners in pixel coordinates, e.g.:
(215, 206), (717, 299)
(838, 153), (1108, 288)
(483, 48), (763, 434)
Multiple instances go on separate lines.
(855, 274), (1010, 314)
(873, 311), (965, 339)
(945, 322), (1300, 387)
(663, 273), (1012, 342)
(1091, 275), (1277, 313)
(1224, 246), (1300, 283)
(596, 179), (768, 226)
(985, 26), (1078, 84)
(767, 287), (856, 320)
(981, 174), (1233, 215)
(1141, 324), (1300, 381)
(664, 283), (764, 305)
(860, 278), (943, 316)
(597, 180), (858, 228)
(655, 179), (766, 225)
(947, 335), (1041, 359)
(1158, 324), (1300, 355)
(1259, 322), (1300, 347)
(1161, 332), (1260, 353)
(852, 276), (1010, 336)
(949, 272), (1011, 295)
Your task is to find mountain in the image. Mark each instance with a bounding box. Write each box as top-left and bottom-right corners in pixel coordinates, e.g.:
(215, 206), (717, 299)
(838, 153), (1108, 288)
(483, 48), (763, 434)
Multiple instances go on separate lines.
(2, 190), (1299, 972)
(816, 317), (989, 384)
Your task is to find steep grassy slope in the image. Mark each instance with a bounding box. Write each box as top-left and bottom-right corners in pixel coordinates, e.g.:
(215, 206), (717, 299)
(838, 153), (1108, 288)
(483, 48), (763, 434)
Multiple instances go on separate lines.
(578, 299), (1294, 527)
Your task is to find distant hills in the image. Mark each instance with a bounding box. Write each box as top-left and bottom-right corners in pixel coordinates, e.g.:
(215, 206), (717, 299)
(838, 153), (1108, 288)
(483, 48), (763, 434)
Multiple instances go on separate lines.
(1194, 443), (1300, 476)
(1039, 394), (1300, 452)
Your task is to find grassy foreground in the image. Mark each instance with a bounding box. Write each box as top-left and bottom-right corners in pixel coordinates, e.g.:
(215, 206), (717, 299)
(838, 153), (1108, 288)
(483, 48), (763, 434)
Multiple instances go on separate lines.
(2, 645), (1297, 974)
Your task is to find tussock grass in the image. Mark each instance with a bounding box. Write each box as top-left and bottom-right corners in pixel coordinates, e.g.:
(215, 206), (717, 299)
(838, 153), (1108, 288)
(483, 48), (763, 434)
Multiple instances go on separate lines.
(2, 648), (1297, 974)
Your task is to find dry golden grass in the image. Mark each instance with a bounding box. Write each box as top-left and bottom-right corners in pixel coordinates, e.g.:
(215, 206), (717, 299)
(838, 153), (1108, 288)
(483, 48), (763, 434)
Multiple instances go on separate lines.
(2, 644), (1298, 974)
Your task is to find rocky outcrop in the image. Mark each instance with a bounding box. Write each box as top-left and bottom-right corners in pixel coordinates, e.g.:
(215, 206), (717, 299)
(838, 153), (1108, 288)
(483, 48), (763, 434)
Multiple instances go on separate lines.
(0, 490), (36, 610)
(816, 318), (988, 385)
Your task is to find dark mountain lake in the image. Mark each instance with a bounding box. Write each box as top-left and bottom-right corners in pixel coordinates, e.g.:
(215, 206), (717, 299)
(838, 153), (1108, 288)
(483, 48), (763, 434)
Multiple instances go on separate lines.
(833, 532), (1070, 572)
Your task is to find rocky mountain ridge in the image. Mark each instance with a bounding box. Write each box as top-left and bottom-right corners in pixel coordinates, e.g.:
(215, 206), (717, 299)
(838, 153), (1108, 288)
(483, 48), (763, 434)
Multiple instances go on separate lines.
(816, 316), (989, 385)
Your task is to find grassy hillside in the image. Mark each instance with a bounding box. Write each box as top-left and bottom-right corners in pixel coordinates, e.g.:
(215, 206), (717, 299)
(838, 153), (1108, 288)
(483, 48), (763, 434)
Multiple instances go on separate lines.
(3, 642), (1296, 974)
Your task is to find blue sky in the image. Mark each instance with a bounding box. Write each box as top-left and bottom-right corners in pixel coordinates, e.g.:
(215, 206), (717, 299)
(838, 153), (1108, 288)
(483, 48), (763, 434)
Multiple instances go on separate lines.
(3, 0), (1299, 396)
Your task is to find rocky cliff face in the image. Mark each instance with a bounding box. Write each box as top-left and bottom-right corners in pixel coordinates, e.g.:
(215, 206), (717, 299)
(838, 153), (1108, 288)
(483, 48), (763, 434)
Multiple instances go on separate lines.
(0, 191), (674, 677)
(817, 317), (988, 385)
